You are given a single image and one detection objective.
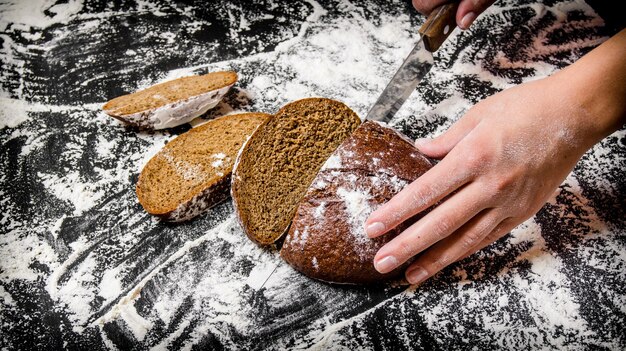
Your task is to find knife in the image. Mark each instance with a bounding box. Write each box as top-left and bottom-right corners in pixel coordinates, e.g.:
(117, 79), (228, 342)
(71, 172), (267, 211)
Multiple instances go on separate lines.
(365, 3), (459, 122)
(253, 5), (460, 292)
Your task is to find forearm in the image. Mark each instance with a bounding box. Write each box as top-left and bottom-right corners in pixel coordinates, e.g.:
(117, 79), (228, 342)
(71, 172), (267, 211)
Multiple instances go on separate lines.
(551, 29), (626, 149)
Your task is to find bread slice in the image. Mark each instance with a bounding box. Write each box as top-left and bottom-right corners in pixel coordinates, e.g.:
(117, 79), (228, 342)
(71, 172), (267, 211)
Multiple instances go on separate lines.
(136, 112), (270, 222)
(103, 71), (238, 130)
(280, 121), (434, 284)
(232, 98), (361, 245)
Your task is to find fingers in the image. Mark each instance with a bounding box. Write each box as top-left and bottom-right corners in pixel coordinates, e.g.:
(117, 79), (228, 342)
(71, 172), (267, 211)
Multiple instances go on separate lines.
(372, 182), (489, 274)
(456, 0), (497, 29)
(411, 0), (449, 15)
(365, 152), (472, 239)
(412, 0), (497, 29)
(415, 113), (480, 159)
(456, 218), (517, 262)
(404, 209), (503, 284)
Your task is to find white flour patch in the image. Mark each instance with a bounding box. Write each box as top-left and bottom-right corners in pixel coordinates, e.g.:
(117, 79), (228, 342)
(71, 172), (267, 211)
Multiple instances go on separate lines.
(38, 171), (105, 216)
(99, 268), (123, 302)
(337, 187), (374, 247)
(246, 261), (279, 290)
(0, 228), (59, 282)
(313, 202), (326, 220)
(211, 153), (227, 168)
(0, 0), (83, 32)
(321, 154), (342, 170)
(0, 285), (16, 307)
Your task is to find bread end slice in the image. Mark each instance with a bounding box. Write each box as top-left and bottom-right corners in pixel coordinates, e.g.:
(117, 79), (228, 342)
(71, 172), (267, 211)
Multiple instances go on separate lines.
(103, 71), (238, 130)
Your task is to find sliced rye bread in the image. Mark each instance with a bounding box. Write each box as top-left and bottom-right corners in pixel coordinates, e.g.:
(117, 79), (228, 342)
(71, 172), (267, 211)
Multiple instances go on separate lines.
(231, 98), (362, 245)
(280, 121), (434, 284)
(136, 112), (270, 222)
(103, 71), (238, 130)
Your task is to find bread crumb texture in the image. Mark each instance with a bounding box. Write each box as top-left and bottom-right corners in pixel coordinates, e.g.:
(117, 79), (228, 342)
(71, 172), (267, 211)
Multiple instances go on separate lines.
(232, 98), (361, 245)
(136, 112), (269, 220)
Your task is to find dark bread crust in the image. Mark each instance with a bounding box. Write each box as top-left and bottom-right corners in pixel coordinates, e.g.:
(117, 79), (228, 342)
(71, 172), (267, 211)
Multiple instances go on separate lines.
(280, 121), (434, 284)
(157, 174), (232, 222)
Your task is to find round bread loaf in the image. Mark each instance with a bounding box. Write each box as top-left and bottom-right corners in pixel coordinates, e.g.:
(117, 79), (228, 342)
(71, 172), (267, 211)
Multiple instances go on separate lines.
(103, 71), (237, 129)
(280, 121), (434, 284)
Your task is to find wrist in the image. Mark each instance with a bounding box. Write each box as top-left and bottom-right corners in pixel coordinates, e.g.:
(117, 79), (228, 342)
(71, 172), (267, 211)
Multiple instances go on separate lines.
(549, 30), (626, 147)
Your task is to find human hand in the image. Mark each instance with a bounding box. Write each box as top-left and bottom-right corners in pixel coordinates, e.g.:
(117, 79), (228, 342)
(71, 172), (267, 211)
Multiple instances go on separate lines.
(364, 72), (615, 285)
(412, 0), (497, 29)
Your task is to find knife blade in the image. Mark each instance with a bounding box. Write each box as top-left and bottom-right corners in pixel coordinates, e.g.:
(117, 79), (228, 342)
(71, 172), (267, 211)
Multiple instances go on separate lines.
(365, 3), (459, 123)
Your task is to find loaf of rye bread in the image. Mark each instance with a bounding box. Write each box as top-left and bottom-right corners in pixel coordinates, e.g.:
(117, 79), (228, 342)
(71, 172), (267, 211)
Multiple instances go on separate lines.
(136, 112), (270, 222)
(231, 98), (362, 245)
(280, 121), (434, 284)
(103, 71), (237, 130)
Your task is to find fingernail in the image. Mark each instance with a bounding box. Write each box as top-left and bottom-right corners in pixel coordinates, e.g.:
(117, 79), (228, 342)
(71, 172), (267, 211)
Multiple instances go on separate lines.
(460, 12), (476, 29)
(414, 138), (430, 148)
(374, 256), (399, 274)
(365, 222), (385, 238)
(406, 266), (429, 285)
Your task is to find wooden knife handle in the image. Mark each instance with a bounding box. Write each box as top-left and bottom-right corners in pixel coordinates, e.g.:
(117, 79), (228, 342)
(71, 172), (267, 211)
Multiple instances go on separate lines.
(418, 2), (459, 52)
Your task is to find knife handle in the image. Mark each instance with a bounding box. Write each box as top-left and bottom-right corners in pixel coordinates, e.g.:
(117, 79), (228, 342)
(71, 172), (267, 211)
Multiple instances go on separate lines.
(418, 2), (459, 52)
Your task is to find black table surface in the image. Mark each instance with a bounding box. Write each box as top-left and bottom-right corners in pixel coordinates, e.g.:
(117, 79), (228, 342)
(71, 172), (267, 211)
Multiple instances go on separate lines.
(1, 0), (624, 349)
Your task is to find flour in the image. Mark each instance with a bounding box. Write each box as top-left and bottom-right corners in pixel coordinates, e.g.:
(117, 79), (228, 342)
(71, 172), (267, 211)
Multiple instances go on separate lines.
(246, 260), (279, 290)
(211, 153), (227, 168)
(313, 202), (326, 220)
(322, 154), (343, 170)
(0, 228), (59, 282)
(98, 268), (123, 301)
(0, 0), (623, 349)
(160, 151), (204, 182)
(312, 257), (319, 270)
(336, 187), (374, 247)
(313, 179), (328, 189)
(91, 214), (262, 343)
(0, 0), (83, 32)
(291, 227), (310, 248)
(38, 171), (106, 216)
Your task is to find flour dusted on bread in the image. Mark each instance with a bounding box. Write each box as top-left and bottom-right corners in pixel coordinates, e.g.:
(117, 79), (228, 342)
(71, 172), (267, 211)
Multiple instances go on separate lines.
(103, 71), (237, 129)
(231, 98), (361, 245)
(281, 121), (434, 284)
(136, 112), (269, 222)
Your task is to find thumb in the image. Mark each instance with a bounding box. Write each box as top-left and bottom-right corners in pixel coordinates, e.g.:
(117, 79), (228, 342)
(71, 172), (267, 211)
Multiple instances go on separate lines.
(415, 113), (479, 158)
(456, 0), (497, 29)
(411, 0), (449, 15)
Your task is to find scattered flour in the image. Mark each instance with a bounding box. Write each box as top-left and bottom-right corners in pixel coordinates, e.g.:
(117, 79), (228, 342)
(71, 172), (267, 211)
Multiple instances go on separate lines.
(98, 268), (123, 302)
(0, 0), (83, 32)
(0, 0), (622, 349)
(313, 202), (326, 220)
(160, 151), (204, 182)
(0, 228), (59, 282)
(336, 187), (374, 246)
(38, 171), (106, 216)
(211, 153), (227, 168)
(312, 257), (319, 270)
(321, 154), (343, 170)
